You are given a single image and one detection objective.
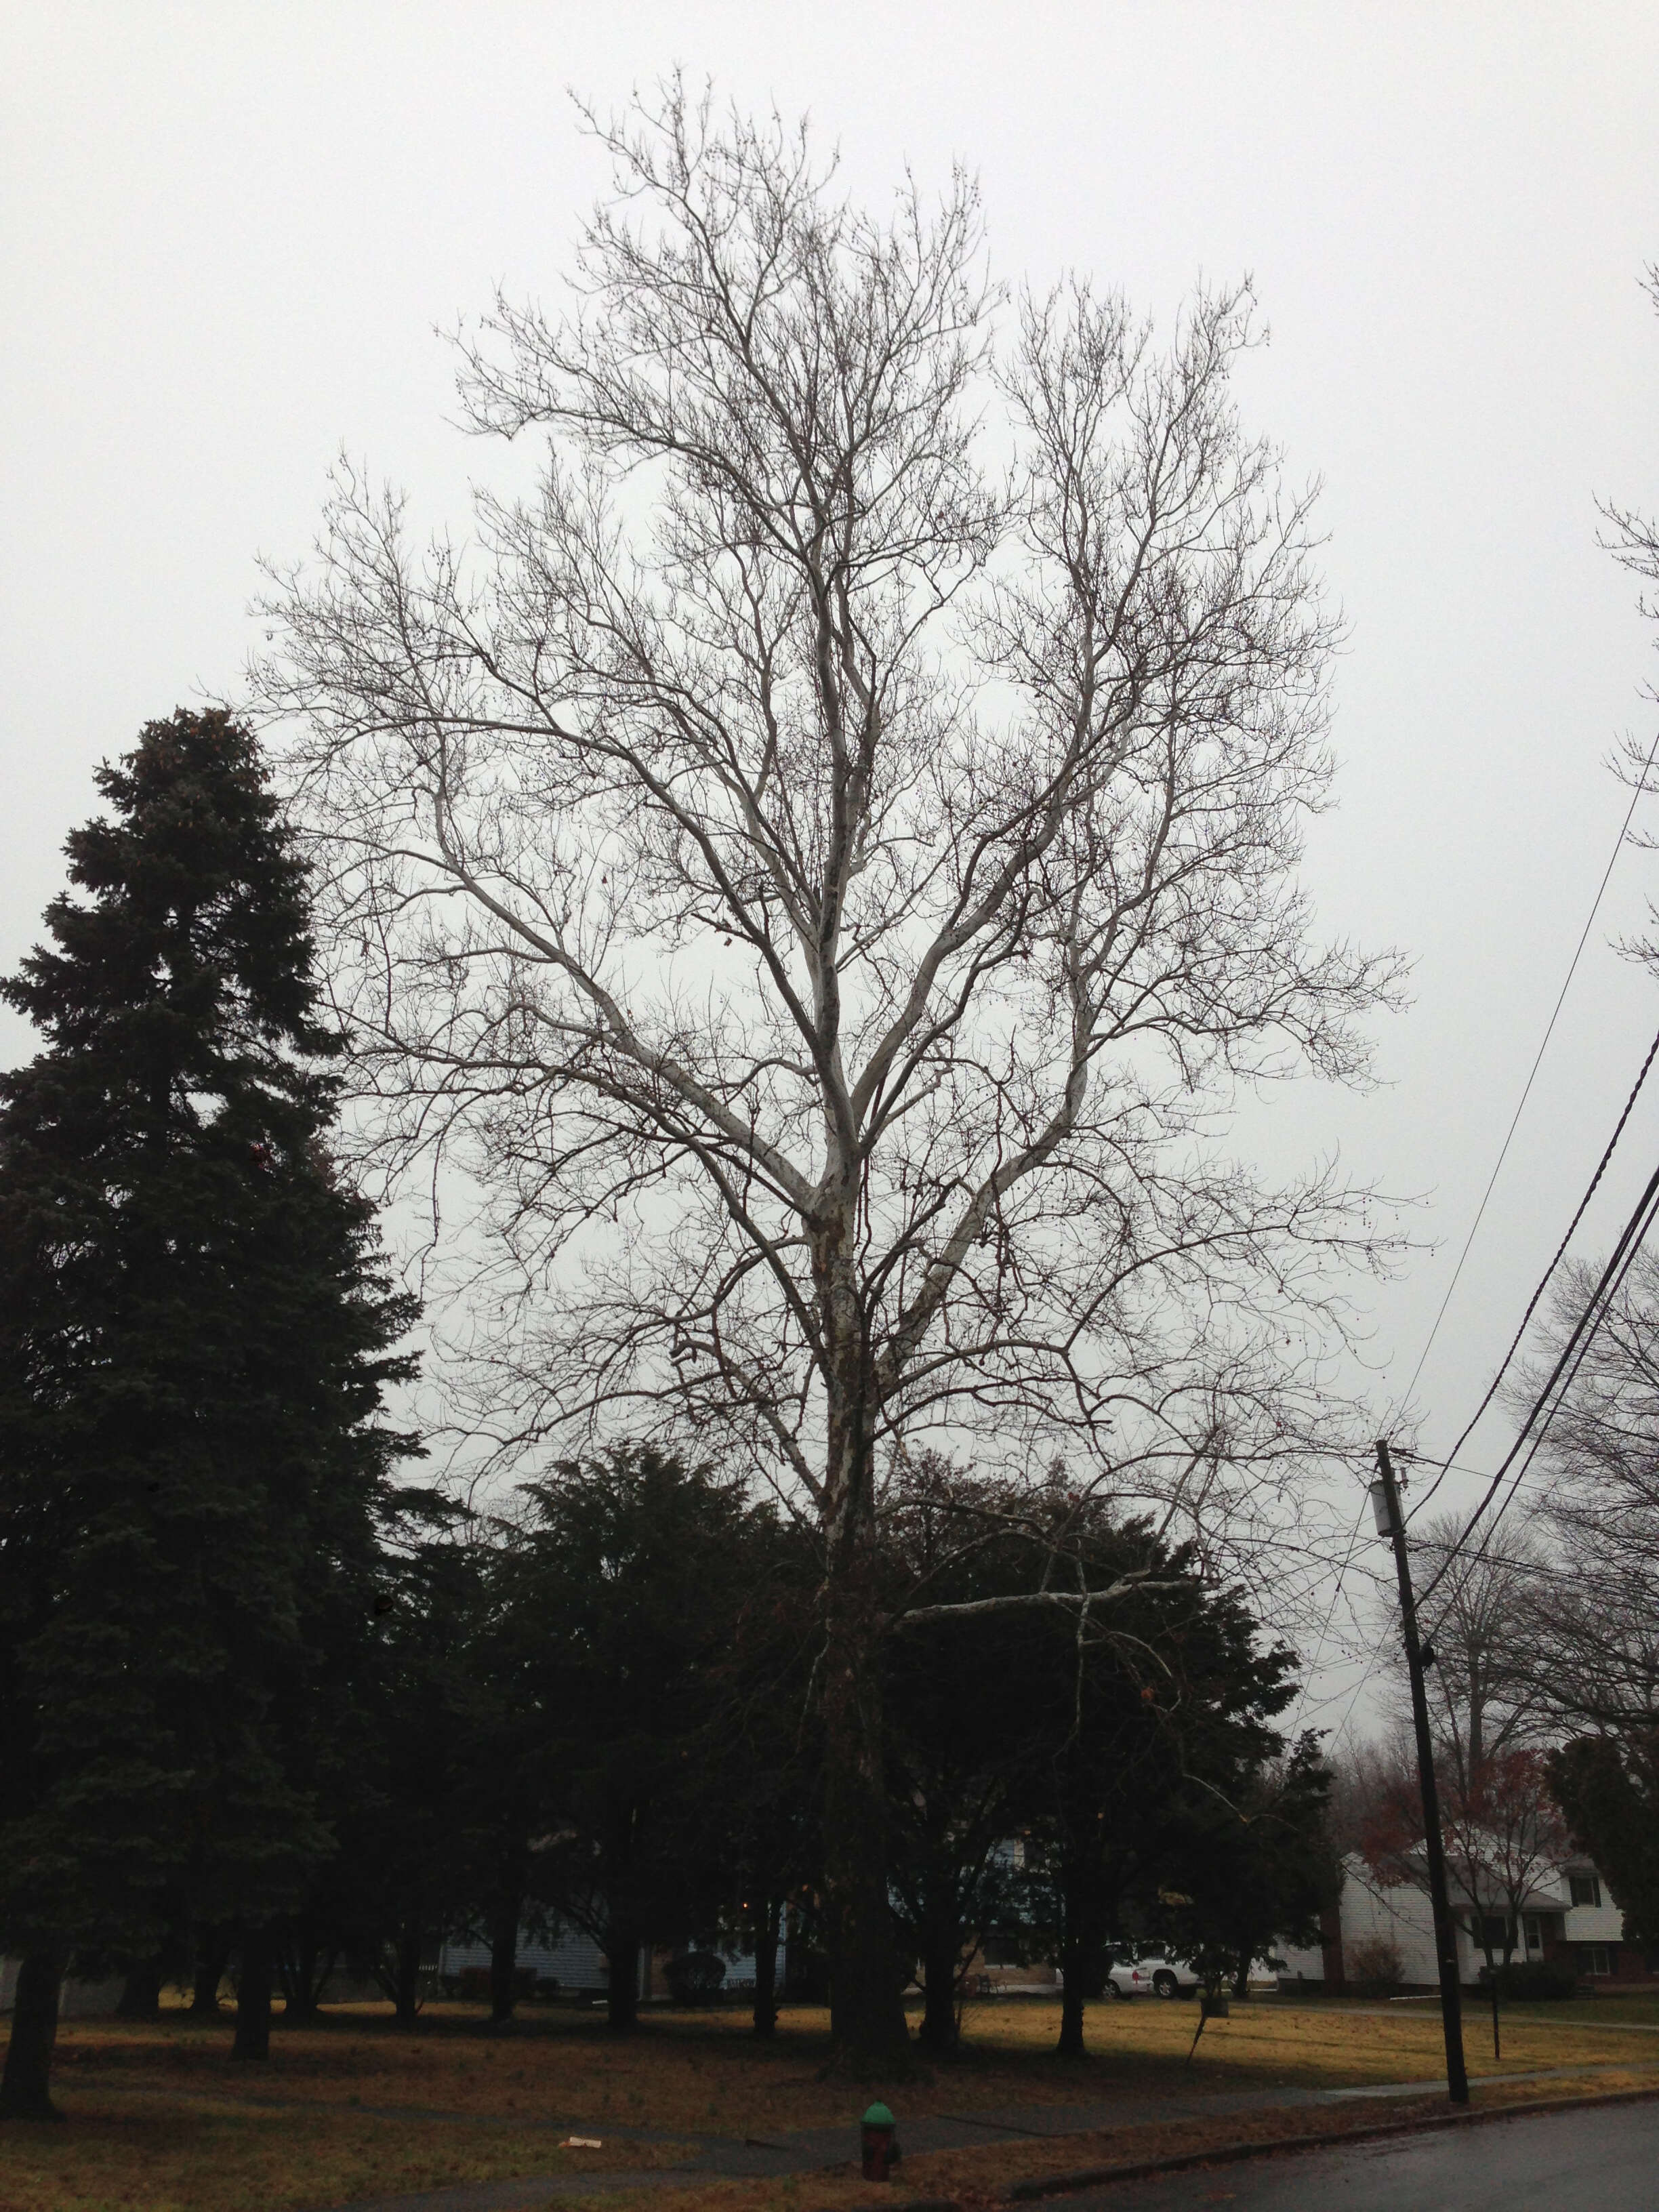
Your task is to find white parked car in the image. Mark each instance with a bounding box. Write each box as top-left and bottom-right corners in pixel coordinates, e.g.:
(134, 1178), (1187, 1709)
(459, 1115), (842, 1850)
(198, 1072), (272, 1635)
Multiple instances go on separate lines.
(1105, 1950), (1199, 1999)
(1104, 1950), (1282, 1999)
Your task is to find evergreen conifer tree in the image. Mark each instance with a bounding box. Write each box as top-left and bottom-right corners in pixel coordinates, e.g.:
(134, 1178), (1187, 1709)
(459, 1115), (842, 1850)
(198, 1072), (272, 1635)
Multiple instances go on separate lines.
(0, 710), (417, 2115)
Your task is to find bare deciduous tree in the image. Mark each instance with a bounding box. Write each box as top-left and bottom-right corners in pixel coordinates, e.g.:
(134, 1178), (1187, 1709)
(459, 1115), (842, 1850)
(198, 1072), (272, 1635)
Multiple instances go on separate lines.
(1471, 266), (1659, 1747)
(1395, 1510), (1549, 1785)
(1353, 1732), (1568, 1978)
(258, 85), (1402, 2064)
(1507, 1254), (1659, 1731)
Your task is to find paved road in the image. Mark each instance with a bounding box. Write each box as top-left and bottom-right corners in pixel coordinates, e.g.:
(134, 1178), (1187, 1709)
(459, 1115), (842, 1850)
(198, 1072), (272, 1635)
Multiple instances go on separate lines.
(1064, 2099), (1659, 2210)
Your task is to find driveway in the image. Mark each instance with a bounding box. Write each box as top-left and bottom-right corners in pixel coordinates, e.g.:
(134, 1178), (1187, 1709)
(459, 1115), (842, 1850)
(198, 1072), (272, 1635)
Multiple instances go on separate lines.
(1063, 2097), (1659, 2210)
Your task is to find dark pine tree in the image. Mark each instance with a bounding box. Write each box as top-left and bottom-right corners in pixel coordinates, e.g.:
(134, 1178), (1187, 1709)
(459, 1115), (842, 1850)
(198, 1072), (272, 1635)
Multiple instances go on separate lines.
(0, 710), (417, 2116)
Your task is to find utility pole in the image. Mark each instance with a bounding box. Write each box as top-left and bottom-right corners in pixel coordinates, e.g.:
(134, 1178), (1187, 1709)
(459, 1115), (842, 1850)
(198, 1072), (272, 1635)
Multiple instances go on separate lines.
(1372, 1439), (1469, 2107)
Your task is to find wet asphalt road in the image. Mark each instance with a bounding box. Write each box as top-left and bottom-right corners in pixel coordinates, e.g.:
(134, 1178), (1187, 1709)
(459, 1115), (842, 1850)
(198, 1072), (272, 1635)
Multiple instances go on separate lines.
(1063, 2098), (1659, 2209)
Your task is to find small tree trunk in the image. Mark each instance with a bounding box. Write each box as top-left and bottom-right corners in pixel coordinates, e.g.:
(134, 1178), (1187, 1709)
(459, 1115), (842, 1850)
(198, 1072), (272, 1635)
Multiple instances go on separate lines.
(1055, 1862), (1104, 2059)
(282, 1927), (333, 2022)
(606, 1922), (640, 2034)
(191, 1928), (230, 2015)
(116, 1957), (163, 2020)
(488, 1882), (522, 2025)
(818, 1361), (912, 2072)
(1056, 1952), (1088, 2058)
(392, 1914), (423, 2029)
(0, 1950), (65, 2120)
(1318, 1901), (1345, 1993)
(751, 1896), (781, 2040)
(232, 1927), (274, 2061)
(917, 1915), (961, 2054)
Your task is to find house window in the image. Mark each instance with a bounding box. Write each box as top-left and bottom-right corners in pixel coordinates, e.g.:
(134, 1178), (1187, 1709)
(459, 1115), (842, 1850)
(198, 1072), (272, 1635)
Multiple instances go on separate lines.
(981, 1931), (1026, 1968)
(1480, 1914), (1510, 1953)
(1570, 1874), (1603, 1908)
(1580, 1944), (1614, 1977)
(1523, 1916), (1544, 1954)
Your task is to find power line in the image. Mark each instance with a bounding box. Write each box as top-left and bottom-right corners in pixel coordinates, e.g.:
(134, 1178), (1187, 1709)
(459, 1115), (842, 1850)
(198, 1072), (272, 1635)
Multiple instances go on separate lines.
(1398, 729), (1659, 1416)
(1405, 1019), (1659, 1527)
(1415, 1151), (1659, 1615)
(1422, 1176), (1659, 1636)
(1326, 1624), (1395, 1757)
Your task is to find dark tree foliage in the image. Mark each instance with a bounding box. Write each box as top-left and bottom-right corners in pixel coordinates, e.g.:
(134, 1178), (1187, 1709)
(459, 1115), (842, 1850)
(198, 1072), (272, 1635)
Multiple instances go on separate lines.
(1017, 1539), (1301, 2055)
(498, 1444), (766, 2032)
(1548, 1733), (1659, 1948)
(882, 1472), (1059, 2053)
(275, 1523), (479, 2029)
(883, 1465), (1314, 2058)
(449, 1526), (569, 2029)
(683, 1509), (823, 2038)
(0, 711), (417, 2111)
(1153, 1732), (1332, 1997)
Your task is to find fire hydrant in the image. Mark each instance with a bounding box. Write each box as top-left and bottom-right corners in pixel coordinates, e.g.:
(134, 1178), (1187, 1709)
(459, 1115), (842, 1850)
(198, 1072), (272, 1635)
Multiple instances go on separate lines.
(861, 2101), (901, 2181)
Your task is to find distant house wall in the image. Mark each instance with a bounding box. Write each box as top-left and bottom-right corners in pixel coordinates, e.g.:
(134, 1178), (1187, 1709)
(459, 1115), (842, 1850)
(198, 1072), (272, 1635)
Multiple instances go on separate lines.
(1341, 1860), (1443, 1985)
(435, 1924), (785, 1997)
(0, 1961), (125, 2018)
(1328, 1853), (1659, 1989)
(438, 1924), (610, 1991)
(1273, 1933), (1330, 1986)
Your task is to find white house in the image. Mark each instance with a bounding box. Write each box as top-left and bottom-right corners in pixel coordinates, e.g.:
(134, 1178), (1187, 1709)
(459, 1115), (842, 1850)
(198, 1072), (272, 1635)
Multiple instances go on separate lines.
(1276, 1851), (1652, 1990)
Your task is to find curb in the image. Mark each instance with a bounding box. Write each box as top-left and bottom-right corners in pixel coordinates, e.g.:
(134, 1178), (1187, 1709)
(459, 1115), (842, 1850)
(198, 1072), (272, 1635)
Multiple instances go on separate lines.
(865, 2078), (1659, 2209)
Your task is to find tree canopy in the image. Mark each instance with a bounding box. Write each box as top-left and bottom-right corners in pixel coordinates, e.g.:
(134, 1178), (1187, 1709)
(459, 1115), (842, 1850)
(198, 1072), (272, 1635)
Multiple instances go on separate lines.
(0, 710), (418, 2111)
(260, 83), (1401, 2064)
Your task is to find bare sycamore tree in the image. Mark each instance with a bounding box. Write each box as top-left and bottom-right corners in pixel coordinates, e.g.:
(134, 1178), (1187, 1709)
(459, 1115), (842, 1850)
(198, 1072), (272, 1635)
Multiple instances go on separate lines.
(258, 87), (1403, 2064)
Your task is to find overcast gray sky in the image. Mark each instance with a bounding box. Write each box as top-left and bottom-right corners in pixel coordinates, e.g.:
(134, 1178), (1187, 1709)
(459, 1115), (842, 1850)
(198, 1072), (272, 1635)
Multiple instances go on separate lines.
(6, 2), (1658, 1725)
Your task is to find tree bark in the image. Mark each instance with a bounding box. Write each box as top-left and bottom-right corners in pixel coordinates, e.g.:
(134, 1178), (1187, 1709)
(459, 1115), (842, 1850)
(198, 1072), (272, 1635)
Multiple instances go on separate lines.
(280, 1923), (332, 2021)
(751, 1895), (781, 2039)
(116, 1957), (163, 2020)
(917, 1909), (962, 2053)
(1056, 1864), (1106, 2058)
(605, 1921), (640, 2034)
(1057, 1954), (1088, 2057)
(820, 1549), (912, 2070)
(232, 1926), (274, 2061)
(815, 1275), (913, 2074)
(488, 1858), (524, 2024)
(0, 1949), (65, 2120)
(191, 1927), (230, 2015)
(391, 1912), (424, 2029)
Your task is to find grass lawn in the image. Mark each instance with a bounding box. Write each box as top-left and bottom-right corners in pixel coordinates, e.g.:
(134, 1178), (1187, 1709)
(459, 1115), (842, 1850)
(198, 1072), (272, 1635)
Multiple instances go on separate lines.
(3, 1991), (1656, 2212)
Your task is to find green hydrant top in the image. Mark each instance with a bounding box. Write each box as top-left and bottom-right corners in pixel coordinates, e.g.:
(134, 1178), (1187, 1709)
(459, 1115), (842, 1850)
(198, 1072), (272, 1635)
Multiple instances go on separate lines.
(862, 2103), (896, 2128)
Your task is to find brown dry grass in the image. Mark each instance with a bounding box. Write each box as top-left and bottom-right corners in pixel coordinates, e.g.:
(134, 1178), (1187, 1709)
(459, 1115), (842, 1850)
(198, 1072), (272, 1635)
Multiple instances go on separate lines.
(0, 2098), (693, 2212)
(45, 1990), (1659, 2123)
(5, 1994), (1658, 2212)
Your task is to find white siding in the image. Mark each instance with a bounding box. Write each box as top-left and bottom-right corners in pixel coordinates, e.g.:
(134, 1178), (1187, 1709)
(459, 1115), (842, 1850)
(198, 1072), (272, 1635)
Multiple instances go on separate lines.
(437, 1925), (608, 1988)
(1340, 1861), (1443, 1985)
